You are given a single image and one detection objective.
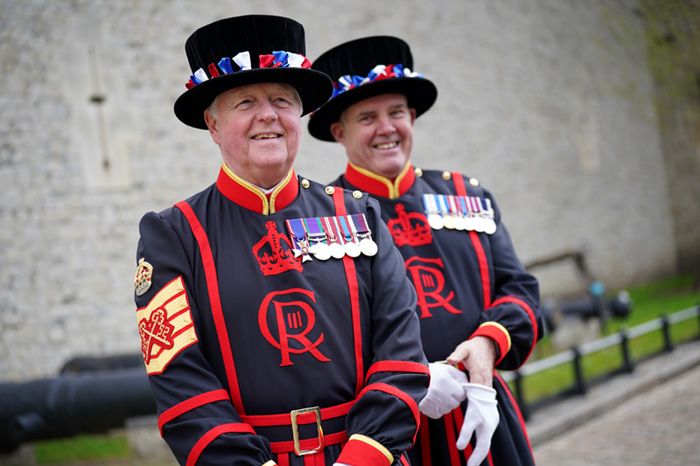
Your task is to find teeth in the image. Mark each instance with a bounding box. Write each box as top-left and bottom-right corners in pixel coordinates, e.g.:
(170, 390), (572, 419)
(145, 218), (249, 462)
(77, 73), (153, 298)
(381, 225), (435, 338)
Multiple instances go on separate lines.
(374, 142), (398, 149)
(253, 133), (279, 140)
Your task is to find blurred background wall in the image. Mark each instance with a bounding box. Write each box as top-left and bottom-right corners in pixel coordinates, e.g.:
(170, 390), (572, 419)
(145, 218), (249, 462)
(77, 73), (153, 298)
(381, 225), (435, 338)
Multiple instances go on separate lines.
(1, 0), (698, 380)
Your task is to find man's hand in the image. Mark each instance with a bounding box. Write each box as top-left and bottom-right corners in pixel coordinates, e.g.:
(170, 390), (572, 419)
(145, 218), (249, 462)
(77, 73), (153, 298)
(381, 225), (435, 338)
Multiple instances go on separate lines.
(446, 336), (497, 386)
(457, 383), (499, 466)
(419, 363), (469, 419)
(446, 336), (499, 465)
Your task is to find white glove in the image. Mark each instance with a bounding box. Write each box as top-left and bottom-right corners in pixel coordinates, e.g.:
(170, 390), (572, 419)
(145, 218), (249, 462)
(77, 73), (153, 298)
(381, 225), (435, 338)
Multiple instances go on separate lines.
(457, 383), (499, 466)
(419, 363), (469, 419)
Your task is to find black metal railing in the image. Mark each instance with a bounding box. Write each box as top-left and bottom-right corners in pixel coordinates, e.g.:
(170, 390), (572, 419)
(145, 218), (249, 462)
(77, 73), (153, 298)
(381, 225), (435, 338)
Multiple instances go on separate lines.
(502, 305), (700, 420)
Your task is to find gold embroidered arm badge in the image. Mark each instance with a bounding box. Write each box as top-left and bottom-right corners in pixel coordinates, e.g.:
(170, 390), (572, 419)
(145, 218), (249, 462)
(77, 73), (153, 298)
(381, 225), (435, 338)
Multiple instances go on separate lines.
(135, 276), (198, 375)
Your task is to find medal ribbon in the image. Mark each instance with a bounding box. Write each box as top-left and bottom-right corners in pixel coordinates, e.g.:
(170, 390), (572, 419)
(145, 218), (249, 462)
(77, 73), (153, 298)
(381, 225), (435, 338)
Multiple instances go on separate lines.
(349, 213), (371, 238)
(303, 217), (327, 245)
(285, 218), (308, 251)
(338, 215), (355, 243)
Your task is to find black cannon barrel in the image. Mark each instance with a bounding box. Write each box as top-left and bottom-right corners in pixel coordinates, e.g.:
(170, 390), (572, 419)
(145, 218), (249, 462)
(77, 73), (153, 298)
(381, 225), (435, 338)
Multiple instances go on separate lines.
(0, 367), (155, 453)
(60, 353), (144, 374)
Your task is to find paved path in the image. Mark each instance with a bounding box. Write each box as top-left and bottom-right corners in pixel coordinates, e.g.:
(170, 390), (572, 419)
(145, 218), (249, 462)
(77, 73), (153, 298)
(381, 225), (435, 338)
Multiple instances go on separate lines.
(529, 339), (700, 465)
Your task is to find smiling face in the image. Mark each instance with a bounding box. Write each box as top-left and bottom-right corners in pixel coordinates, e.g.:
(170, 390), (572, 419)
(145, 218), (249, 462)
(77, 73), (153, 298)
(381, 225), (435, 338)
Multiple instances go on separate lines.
(330, 93), (416, 179)
(204, 83), (302, 188)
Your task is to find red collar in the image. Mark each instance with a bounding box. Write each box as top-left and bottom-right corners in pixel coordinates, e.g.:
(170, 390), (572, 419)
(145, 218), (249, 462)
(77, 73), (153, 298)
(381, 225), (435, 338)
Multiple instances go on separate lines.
(344, 162), (415, 199)
(215, 164), (298, 214)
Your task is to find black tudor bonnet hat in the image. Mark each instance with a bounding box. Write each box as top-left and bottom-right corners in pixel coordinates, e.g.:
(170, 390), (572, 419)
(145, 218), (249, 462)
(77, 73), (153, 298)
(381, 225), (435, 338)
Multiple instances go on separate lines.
(308, 35), (437, 142)
(174, 15), (333, 129)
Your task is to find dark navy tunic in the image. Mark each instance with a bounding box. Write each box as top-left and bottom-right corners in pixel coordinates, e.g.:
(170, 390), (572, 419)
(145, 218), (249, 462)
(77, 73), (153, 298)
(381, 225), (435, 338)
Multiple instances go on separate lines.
(134, 166), (429, 466)
(333, 163), (543, 466)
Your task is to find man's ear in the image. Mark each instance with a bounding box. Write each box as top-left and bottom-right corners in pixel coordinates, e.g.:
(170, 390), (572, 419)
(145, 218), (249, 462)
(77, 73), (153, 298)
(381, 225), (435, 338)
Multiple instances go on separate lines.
(330, 121), (345, 143)
(410, 108), (417, 124)
(204, 110), (220, 145)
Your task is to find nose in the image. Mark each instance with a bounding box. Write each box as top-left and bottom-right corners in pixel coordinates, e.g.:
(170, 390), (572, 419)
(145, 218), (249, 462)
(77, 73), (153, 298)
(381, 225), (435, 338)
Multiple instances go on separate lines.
(376, 114), (396, 135)
(257, 101), (278, 122)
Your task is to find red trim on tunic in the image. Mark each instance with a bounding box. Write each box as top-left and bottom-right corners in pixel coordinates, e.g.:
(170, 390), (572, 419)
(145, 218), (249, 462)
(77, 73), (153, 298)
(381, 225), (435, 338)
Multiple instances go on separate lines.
(494, 371), (534, 457)
(303, 450), (325, 466)
(332, 189), (364, 394)
(400, 454), (411, 466)
(157, 389), (230, 435)
(364, 360), (430, 382)
(336, 437), (392, 466)
(344, 163), (416, 198)
(452, 173), (492, 309)
(175, 201), (245, 413)
(276, 453), (290, 466)
(269, 430), (348, 454)
(468, 231), (492, 309)
(443, 410), (461, 466)
(419, 414), (432, 466)
(358, 382), (421, 443)
(490, 295), (539, 365)
(470, 324), (510, 366)
(185, 423), (256, 466)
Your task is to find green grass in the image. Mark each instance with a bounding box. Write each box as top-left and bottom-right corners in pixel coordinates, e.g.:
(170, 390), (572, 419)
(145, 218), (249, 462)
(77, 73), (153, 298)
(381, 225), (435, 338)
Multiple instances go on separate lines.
(33, 433), (131, 465)
(511, 274), (700, 405)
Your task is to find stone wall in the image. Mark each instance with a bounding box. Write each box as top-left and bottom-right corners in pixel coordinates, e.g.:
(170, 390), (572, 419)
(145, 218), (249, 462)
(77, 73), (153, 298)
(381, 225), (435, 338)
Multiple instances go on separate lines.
(0, 0), (683, 379)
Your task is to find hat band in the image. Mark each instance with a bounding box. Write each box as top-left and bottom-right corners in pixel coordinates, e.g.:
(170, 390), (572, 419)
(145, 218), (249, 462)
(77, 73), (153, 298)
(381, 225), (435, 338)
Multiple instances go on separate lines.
(185, 51), (312, 89)
(330, 64), (424, 99)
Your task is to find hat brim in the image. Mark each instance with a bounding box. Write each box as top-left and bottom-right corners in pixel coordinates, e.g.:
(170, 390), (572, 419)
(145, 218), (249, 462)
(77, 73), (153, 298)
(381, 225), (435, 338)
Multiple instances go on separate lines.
(174, 68), (333, 129)
(307, 77), (437, 142)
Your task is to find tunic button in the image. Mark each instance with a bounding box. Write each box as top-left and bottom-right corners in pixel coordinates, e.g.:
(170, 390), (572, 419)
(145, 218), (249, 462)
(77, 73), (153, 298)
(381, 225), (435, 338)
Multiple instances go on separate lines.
(469, 177), (480, 187)
(414, 167), (423, 177)
(352, 190), (363, 199)
(301, 179), (311, 189)
(442, 171), (451, 180)
(325, 186), (335, 195)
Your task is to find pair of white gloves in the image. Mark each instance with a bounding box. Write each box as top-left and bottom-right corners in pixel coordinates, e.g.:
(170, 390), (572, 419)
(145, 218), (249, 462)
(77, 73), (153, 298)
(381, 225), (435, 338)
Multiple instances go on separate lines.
(419, 362), (499, 466)
(333, 362), (497, 466)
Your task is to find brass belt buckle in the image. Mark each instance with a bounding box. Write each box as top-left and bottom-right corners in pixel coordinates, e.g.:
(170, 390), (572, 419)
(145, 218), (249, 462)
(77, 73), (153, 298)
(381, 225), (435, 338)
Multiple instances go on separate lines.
(290, 406), (324, 456)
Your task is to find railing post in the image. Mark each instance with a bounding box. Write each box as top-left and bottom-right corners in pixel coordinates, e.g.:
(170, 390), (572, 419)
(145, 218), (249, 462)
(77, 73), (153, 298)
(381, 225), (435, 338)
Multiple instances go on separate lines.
(660, 315), (674, 352)
(572, 347), (587, 395)
(513, 370), (529, 421)
(620, 330), (634, 373)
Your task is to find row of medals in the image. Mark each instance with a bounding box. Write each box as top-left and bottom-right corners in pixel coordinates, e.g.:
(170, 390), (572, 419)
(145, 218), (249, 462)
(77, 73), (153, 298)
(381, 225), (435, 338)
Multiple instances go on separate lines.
(423, 194), (497, 234)
(286, 214), (378, 261)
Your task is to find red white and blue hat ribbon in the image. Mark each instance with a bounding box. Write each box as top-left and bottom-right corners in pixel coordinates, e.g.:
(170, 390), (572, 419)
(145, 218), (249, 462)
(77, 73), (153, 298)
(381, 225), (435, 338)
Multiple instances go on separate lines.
(331, 63), (424, 99)
(185, 50), (312, 89)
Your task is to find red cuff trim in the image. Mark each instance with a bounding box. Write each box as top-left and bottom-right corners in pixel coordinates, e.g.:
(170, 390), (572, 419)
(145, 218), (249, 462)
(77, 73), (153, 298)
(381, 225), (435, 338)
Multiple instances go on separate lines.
(186, 423), (255, 466)
(358, 382), (421, 443)
(471, 322), (511, 366)
(490, 295), (539, 365)
(336, 435), (392, 466)
(158, 389), (230, 435)
(364, 360), (430, 382)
